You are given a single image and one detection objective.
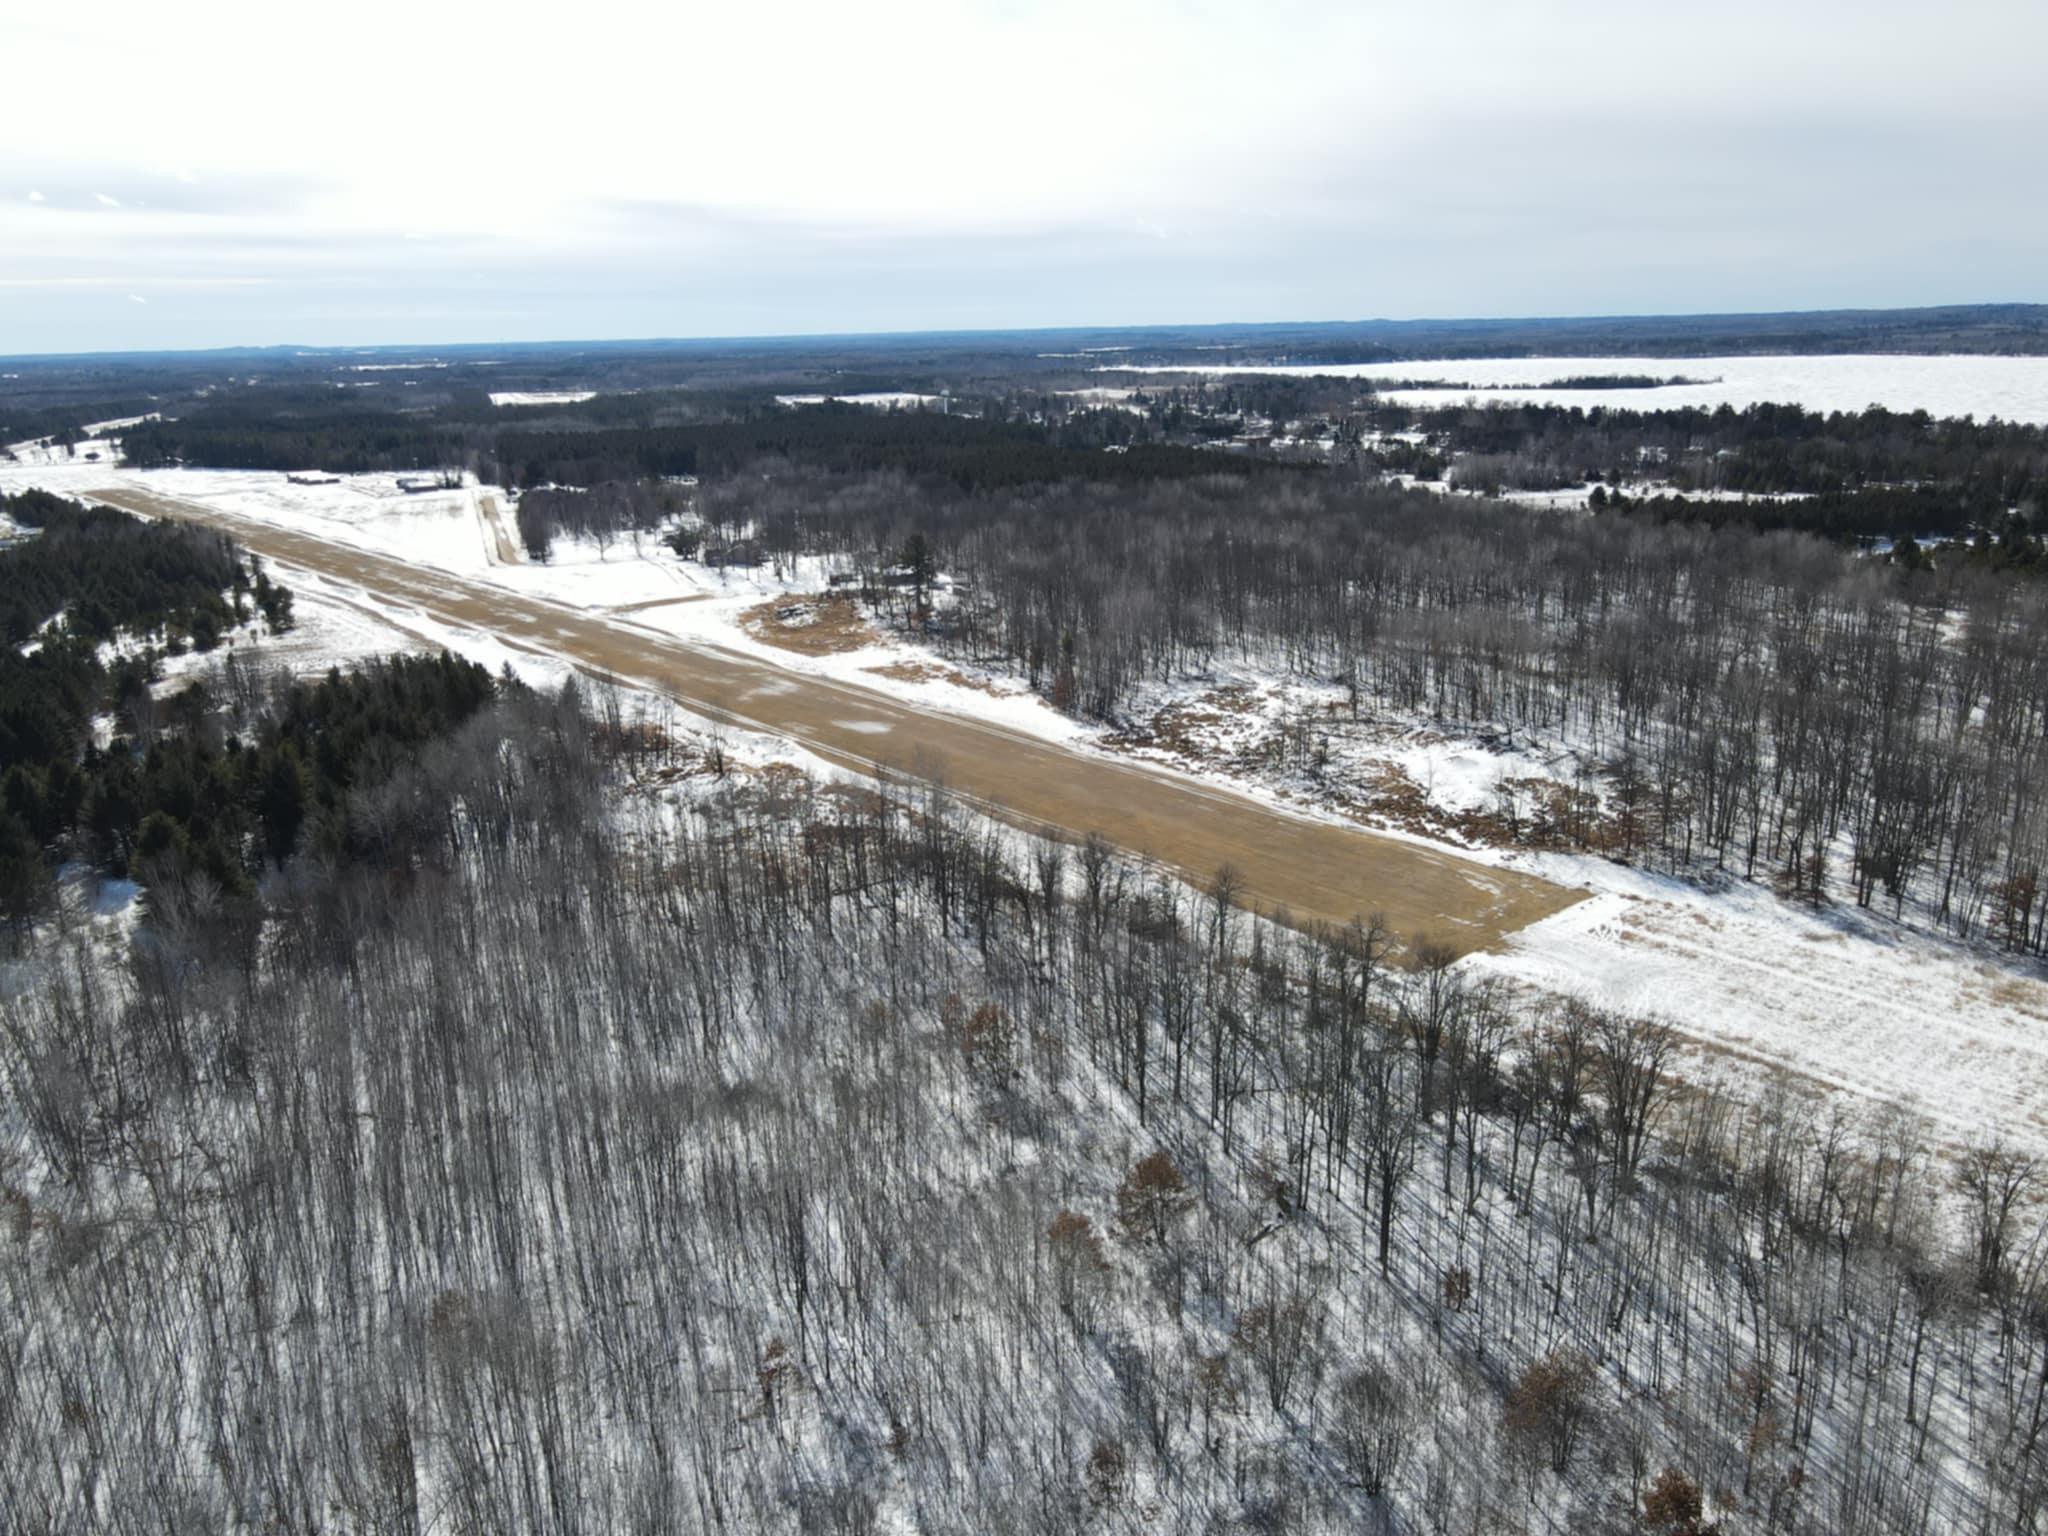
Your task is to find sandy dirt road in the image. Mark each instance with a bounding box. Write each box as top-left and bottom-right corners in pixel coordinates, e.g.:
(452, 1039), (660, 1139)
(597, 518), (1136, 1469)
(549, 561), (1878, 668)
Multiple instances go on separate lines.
(95, 485), (1585, 951)
(475, 489), (523, 565)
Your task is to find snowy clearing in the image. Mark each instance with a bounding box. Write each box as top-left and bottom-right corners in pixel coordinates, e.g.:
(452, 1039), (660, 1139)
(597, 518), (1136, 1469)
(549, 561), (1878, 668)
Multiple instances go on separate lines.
(1104, 353), (2048, 424)
(1472, 861), (2048, 1155)
(81, 411), (161, 435)
(774, 391), (943, 408)
(8, 452), (2048, 1154)
(488, 390), (597, 407)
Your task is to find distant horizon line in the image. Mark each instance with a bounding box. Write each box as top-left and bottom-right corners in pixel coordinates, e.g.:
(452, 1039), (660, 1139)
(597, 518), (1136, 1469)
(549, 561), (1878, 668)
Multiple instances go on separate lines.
(4, 299), (2045, 365)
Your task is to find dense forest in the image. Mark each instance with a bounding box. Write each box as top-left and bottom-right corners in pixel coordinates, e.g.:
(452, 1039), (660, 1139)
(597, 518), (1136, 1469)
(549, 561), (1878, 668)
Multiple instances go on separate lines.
(120, 411), (462, 477)
(0, 490), (511, 936)
(2, 640), (503, 936)
(10, 321), (2048, 1532)
(0, 491), (271, 927)
(1394, 400), (2048, 506)
(1589, 485), (2044, 570)
(499, 403), (1216, 490)
(120, 395), (1262, 492)
(0, 488), (281, 649)
(76, 344), (2048, 560)
(697, 466), (2048, 953)
(2, 680), (2042, 1531)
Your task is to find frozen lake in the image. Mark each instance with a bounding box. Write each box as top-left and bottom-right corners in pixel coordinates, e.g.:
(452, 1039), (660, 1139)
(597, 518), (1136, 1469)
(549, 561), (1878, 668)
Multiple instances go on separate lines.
(1104, 353), (2048, 424)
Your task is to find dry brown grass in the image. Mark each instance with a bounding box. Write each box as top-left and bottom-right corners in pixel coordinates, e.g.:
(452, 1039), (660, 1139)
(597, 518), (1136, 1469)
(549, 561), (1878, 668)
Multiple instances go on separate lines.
(864, 659), (1009, 696)
(741, 594), (877, 656)
(1984, 973), (2048, 1020)
(865, 659), (950, 684)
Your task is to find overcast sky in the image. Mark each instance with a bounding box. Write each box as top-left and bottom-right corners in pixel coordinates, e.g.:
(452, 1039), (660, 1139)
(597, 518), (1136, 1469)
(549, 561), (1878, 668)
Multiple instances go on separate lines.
(4, 0), (2044, 353)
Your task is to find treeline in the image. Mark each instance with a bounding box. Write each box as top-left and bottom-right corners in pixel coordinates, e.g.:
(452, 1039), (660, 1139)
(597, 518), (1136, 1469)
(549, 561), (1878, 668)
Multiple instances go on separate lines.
(118, 393), (1281, 491)
(1589, 483), (2024, 545)
(715, 467), (2048, 952)
(499, 403), (1275, 491)
(0, 491), (282, 820)
(0, 490), (506, 932)
(1380, 399), (2048, 508)
(122, 410), (461, 475)
(0, 395), (160, 452)
(114, 383), (779, 476)
(513, 480), (687, 561)
(2, 689), (2040, 1530)
(1509, 373), (1702, 390)
(1235, 301), (2048, 360)
(0, 489), (273, 648)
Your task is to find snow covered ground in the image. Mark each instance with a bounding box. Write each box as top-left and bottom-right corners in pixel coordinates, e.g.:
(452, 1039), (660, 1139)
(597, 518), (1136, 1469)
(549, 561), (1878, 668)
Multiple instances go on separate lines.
(1104, 353), (2048, 424)
(1472, 862), (2048, 1155)
(7, 446), (2047, 1156)
(488, 390), (597, 407)
(1059, 386), (1149, 411)
(1031, 664), (2048, 1156)
(4, 436), (123, 468)
(80, 412), (161, 435)
(774, 391), (943, 408)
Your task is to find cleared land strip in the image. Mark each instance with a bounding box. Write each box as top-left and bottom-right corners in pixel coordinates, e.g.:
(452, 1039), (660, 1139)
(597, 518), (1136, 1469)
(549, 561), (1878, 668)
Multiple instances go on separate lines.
(93, 486), (1585, 950)
(475, 489), (523, 565)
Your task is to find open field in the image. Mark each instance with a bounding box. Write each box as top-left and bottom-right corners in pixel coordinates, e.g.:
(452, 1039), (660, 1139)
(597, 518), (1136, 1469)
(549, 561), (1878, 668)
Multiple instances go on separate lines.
(83, 483), (1583, 950)
(1106, 352), (2048, 422)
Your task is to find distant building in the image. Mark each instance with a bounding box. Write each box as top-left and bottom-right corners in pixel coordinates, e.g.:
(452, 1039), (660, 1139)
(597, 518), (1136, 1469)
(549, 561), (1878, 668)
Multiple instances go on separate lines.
(701, 540), (762, 568)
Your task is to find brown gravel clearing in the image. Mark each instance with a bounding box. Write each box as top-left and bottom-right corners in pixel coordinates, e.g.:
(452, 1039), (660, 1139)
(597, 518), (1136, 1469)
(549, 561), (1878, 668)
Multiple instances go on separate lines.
(88, 485), (1587, 954)
(864, 659), (1011, 696)
(740, 594), (877, 655)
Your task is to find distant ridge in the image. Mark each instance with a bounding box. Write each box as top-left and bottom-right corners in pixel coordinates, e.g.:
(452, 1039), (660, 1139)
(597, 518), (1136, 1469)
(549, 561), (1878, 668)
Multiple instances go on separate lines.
(4, 302), (2047, 366)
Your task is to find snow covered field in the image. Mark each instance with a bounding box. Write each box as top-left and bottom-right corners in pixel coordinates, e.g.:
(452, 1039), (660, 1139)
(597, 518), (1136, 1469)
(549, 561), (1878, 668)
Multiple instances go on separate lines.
(8, 445), (2048, 1156)
(774, 391), (943, 408)
(487, 390), (596, 407)
(1483, 860), (2048, 1152)
(1106, 353), (2048, 424)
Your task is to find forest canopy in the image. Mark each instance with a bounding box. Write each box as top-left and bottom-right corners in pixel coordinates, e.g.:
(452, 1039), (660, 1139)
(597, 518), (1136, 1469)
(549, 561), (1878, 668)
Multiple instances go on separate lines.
(0, 490), (505, 932)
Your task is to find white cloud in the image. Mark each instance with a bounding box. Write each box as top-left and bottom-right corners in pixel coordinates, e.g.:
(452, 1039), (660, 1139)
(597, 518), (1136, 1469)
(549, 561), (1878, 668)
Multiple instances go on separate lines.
(127, 293), (146, 305)
(1, 1), (2044, 350)
(26, 189), (44, 203)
